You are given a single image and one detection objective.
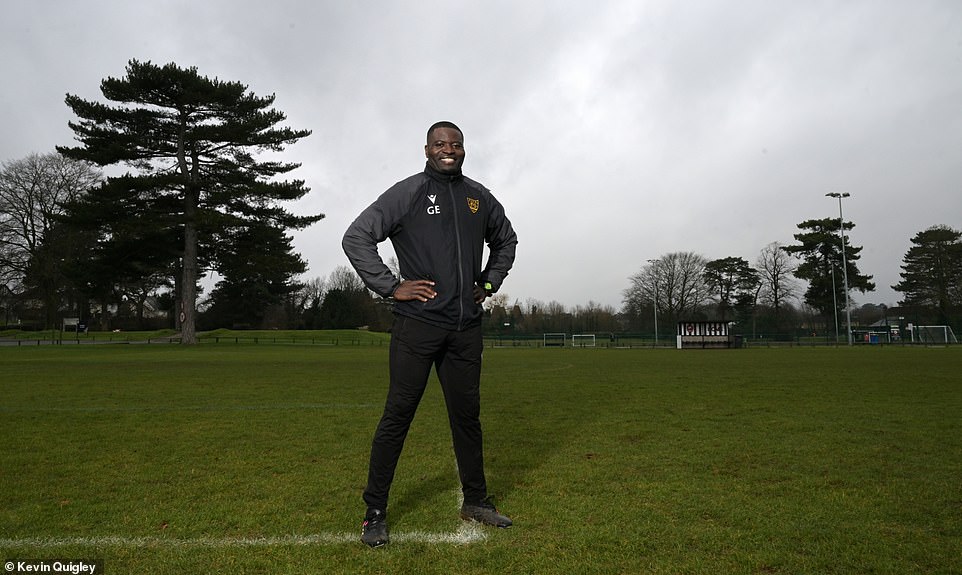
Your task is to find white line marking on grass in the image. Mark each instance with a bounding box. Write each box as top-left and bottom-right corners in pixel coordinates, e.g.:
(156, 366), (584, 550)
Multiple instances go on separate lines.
(0, 403), (379, 414)
(394, 522), (488, 545)
(0, 478), (492, 549)
(0, 534), (353, 549)
(0, 524), (487, 549)
(2, 419), (498, 550)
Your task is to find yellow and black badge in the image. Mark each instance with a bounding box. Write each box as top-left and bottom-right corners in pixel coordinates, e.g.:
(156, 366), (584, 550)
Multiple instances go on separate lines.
(466, 197), (480, 214)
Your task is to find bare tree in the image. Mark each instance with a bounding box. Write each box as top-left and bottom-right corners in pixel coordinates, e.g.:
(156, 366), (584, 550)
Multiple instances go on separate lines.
(571, 300), (618, 333)
(279, 274), (326, 328)
(0, 152), (102, 326)
(485, 292), (511, 311)
(624, 252), (711, 327)
(301, 276), (328, 308)
(756, 241), (799, 314)
(0, 153), (101, 276)
(542, 300), (569, 333)
(328, 265), (367, 293)
(386, 256), (401, 281)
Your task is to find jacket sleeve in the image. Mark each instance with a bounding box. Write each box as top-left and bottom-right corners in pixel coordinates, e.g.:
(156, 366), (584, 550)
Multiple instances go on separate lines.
(342, 186), (407, 298)
(480, 191), (518, 293)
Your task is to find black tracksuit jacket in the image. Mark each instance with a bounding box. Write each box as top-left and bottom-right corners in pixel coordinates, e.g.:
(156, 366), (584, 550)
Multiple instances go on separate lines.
(342, 164), (518, 331)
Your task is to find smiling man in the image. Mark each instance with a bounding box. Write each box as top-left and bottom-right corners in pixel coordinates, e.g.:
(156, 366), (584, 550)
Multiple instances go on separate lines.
(342, 121), (518, 548)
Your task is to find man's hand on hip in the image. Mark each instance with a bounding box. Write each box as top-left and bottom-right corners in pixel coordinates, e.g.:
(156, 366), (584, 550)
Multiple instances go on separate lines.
(393, 280), (437, 302)
(473, 285), (489, 304)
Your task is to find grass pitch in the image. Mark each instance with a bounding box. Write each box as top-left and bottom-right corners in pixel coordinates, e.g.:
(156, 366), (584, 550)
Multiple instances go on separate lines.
(1, 343), (960, 574)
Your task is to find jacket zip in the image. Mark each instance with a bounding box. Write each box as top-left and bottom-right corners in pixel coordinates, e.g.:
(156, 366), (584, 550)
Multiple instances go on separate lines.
(447, 180), (465, 330)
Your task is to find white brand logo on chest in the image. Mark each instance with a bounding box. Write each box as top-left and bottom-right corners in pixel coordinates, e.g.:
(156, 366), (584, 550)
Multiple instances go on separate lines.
(427, 194), (440, 215)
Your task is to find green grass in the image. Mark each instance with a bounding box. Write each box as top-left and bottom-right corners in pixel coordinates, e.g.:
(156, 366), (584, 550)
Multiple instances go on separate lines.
(0, 328), (392, 345)
(1, 344), (960, 574)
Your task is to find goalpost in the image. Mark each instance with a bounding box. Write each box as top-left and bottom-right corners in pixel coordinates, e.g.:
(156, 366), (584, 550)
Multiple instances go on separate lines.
(571, 334), (596, 348)
(543, 333), (566, 347)
(912, 325), (959, 344)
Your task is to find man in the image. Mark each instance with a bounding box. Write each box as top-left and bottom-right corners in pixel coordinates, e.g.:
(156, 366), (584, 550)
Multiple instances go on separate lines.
(342, 121), (518, 548)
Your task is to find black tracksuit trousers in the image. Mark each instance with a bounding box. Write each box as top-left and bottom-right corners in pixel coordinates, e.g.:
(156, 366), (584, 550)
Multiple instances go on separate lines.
(363, 315), (488, 512)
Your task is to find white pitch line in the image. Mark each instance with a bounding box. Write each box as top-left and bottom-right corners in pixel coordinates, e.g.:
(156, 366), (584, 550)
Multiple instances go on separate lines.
(0, 523), (487, 549)
(0, 403), (379, 413)
(2, 432), (496, 550)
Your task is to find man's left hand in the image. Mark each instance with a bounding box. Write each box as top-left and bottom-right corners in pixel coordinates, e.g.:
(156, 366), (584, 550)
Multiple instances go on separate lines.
(473, 285), (488, 304)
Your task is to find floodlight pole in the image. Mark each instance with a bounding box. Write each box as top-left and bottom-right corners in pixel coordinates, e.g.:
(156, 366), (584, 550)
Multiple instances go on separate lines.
(826, 192), (853, 346)
(830, 264), (839, 344)
(647, 259), (659, 347)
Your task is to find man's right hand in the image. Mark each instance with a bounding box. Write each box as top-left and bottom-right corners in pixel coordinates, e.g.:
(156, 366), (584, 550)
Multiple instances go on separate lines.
(393, 279), (437, 302)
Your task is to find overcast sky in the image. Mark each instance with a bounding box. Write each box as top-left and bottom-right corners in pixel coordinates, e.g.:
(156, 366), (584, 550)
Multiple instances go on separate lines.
(3, 0), (961, 311)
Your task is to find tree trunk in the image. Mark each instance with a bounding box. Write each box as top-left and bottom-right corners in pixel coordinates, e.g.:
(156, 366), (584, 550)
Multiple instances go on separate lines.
(177, 119), (199, 345)
(181, 189), (199, 344)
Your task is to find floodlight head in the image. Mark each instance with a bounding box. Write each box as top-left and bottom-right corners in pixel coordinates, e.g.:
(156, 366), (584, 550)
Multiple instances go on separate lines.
(826, 192), (850, 198)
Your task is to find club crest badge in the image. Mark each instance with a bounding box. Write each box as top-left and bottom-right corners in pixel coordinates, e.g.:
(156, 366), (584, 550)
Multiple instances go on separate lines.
(466, 197), (480, 214)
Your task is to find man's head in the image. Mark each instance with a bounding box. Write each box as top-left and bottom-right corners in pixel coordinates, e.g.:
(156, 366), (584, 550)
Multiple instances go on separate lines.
(425, 121), (465, 175)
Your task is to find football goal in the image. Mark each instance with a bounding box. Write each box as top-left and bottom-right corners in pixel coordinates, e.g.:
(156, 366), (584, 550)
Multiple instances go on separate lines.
(912, 325), (959, 344)
(571, 334), (596, 348)
(543, 333), (566, 347)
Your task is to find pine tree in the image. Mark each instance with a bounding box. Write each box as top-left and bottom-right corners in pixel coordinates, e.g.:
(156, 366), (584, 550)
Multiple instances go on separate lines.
(58, 60), (322, 343)
(893, 225), (962, 324)
(703, 256), (760, 321)
(784, 218), (874, 326)
(202, 224), (308, 329)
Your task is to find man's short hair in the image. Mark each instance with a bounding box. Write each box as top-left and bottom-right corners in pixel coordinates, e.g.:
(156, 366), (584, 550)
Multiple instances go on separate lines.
(427, 121), (463, 143)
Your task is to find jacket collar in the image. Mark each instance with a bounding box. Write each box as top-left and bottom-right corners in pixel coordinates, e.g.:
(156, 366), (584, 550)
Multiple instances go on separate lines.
(424, 162), (463, 183)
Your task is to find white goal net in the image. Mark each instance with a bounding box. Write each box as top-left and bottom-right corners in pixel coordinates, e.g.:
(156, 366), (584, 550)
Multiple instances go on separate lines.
(913, 325), (959, 344)
(543, 333), (566, 347)
(571, 334), (596, 347)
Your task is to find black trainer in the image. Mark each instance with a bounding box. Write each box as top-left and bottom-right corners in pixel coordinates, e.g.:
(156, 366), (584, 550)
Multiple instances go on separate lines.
(361, 508), (389, 547)
(460, 498), (512, 528)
